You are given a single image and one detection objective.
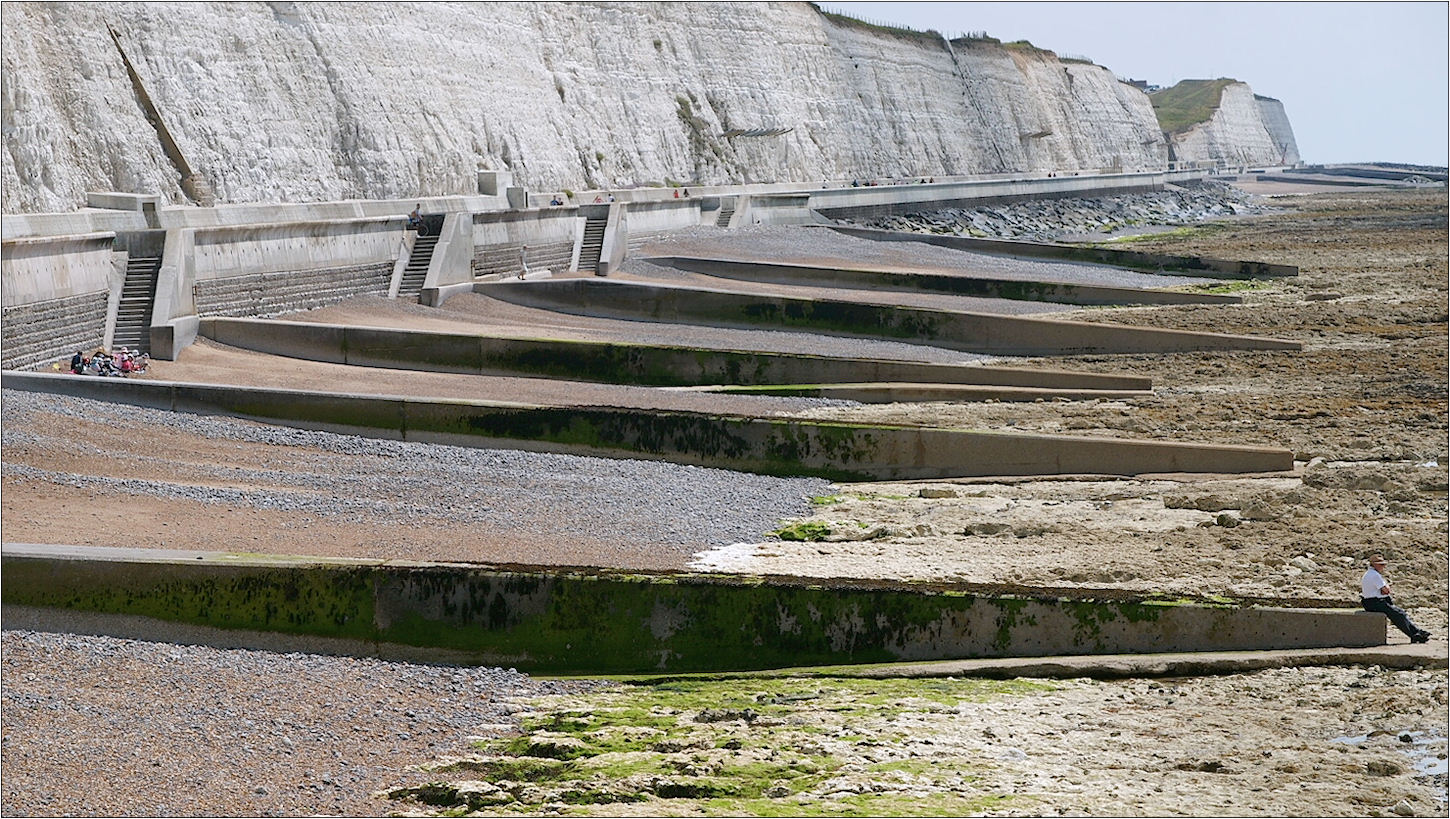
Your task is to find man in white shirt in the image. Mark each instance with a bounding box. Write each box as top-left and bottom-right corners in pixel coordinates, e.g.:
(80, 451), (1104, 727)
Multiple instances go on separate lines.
(1361, 554), (1429, 643)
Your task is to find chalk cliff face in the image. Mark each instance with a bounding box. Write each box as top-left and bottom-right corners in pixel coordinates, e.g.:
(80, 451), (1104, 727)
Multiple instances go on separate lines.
(1162, 82), (1295, 167)
(1254, 95), (1301, 166)
(3, 2), (1274, 214)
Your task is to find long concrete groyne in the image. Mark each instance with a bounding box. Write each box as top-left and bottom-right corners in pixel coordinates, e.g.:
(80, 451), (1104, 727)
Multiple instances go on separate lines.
(824, 225), (1300, 279)
(0, 544), (1385, 674)
(3, 372), (1295, 479)
(198, 317), (1152, 392)
(705, 383), (1150, 403)
(648, 256), (1243, 306)
(481, 278), (1302, 356)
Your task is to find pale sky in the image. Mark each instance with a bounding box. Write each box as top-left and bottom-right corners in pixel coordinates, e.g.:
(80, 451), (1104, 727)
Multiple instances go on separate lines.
(823, 2), (1449, 166)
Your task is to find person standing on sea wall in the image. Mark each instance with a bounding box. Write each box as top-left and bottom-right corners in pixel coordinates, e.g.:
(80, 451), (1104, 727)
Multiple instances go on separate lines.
(1361, 554), (1430, 643)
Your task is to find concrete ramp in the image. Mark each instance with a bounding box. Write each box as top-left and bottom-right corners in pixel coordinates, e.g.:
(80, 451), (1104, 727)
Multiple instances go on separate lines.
(1, 544), (1385, 675)
(649, 255), (1242, 306)
(480, 278), (1302, 356)
(4, 372), (1294, 480)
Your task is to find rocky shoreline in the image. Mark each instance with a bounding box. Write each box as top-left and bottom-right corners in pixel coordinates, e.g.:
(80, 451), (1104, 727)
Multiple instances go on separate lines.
(862, 179), (1270, 241)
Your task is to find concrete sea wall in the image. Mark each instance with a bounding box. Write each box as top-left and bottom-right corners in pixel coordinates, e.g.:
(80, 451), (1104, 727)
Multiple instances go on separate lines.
(1, 232), (117, 368)
(0, 545), (1384, 674)
(3, 168), (1293, 370)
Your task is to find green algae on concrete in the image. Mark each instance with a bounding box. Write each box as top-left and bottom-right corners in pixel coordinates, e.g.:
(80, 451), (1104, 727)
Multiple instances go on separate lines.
(0, 555), (377, 641)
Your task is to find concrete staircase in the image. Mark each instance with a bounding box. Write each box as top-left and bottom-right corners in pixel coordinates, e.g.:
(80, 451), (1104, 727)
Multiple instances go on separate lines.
(578, 215), (607, 272)
(716, 202), (736, 228)
(112, 255), (161, 353)
(398, 233), (438, 299)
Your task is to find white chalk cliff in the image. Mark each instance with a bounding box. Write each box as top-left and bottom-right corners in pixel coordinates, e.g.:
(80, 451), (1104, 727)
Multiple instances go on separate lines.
(1254, 95), (1301, 166)
(2, 2), (1290, 214)
(1161, 81), (1298, 167)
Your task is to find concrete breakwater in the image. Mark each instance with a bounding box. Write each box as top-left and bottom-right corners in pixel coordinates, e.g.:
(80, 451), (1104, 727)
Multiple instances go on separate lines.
(827, 225), (1299, 279)
(0, 372), (1295, 480)
(648, 256), (1243, 306)
(0, 545), (1385, 674)
(197, 317), (1153, 391)
(482, 278), (1302, 355)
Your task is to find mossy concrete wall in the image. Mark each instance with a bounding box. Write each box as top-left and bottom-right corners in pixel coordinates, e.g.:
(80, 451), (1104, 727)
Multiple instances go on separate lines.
(825, 225), (1299, 279)
(0, 545), (1385, 674)
(3, 372), (1294, 478)
(651, 256), (1242, 306)
(481, 278), (1302, 356)
(198, 316), (1152, 391)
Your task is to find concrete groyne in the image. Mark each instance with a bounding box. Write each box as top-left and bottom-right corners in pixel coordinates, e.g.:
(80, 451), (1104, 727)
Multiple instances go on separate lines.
(480, 278), (1302, 356)
(649, 256), (1243, 306)
(0, 544), (1384, 674)
(825, 225), (1299, 279)
(3, 372), (1295, 480)
(198, 316), (1152, 391)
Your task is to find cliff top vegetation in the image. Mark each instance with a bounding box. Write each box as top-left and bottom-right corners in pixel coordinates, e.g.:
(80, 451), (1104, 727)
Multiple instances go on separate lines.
(1150, 78), (1239, 134)
(962, 37), (1097, 66)
(950, 31), (1001, 45)
(1003, 39), (1051, 53)
(811, 4), (946, 47)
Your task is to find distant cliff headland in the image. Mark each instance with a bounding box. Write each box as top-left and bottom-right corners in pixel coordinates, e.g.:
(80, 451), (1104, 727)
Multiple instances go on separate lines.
(1, 1), (1299, 213)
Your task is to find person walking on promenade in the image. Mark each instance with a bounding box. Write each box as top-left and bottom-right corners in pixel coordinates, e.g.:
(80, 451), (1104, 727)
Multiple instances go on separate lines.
(1361, 554), (1430, 643)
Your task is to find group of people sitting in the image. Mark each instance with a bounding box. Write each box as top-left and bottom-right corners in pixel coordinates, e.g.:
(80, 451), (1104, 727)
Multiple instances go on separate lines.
(69, 347), (149, 377)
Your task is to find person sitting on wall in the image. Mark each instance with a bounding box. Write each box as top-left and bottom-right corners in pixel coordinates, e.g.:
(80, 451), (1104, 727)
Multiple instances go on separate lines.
(673, 189), (680, 198)
(1362, 554), (1430, 643)
(550, 195), (564, 206)
(593, 194), (603, 203)
(70, 350), (85, 374)
(407, 204), (423, 230)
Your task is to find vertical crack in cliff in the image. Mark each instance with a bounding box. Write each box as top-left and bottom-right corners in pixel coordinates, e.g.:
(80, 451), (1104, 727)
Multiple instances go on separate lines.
(271, 2), (369, 198)
(107, 26), (213, 206)
(943, 38), (1010, 170)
